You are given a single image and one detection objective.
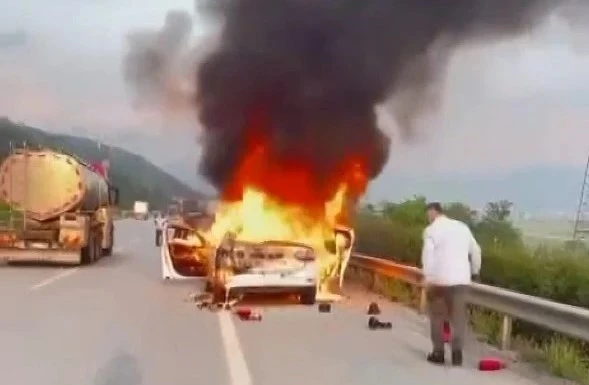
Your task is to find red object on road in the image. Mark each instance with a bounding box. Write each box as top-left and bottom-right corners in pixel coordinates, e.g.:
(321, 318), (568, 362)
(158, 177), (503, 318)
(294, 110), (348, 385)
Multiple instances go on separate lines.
(235, 307), (252, 318)
(234, 307), (262, 321)
(442, 321), (451, 343)
(247, 312), (262, 321)
(478, 357), (506, 371)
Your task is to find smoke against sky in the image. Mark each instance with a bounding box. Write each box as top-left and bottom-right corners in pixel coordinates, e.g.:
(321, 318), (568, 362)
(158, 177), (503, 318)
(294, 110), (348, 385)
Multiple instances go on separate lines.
(123, 0), (589, 193)
(1, 0), (589, 185)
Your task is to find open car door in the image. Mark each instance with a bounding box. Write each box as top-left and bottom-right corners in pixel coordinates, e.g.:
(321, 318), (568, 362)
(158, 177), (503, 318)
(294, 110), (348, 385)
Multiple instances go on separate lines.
(334, 226), (355, 289)
(161, 220), (212, 280)
(318, 225), (356, 297)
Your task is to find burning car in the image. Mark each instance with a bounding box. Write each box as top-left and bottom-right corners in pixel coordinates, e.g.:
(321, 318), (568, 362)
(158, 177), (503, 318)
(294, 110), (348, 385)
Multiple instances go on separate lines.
(206, 226), (354, 304)
(161, 213), (355, 304)
(208, 236), (318, 304)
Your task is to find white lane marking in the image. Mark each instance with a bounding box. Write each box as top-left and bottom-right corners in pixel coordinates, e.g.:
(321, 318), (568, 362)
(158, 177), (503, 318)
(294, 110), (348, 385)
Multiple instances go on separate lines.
(29, 268), (79, 291)
(219, 311), (253, 385)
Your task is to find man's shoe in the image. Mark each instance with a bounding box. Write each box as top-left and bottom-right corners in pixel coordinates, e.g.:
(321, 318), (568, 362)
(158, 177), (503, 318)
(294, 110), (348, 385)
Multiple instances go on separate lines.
(426, 350), (445, 365)
(451, 350), (463, 366)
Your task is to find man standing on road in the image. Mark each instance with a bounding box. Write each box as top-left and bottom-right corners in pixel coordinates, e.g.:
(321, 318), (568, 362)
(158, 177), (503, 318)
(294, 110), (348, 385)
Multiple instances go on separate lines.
(421, 202), (482, 366)
(154, 213), (167, 247)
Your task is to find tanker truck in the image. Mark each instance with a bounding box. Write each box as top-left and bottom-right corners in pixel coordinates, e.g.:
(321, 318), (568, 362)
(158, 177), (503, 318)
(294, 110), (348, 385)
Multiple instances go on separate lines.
(0, 148), (119, 265)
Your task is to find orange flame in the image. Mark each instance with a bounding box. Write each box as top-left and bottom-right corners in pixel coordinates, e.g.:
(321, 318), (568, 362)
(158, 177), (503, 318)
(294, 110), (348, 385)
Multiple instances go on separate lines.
(205, 109), (369, 295)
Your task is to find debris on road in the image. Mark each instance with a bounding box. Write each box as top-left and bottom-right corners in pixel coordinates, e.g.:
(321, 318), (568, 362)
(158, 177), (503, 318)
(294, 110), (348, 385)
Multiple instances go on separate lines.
(368, 316), (392, 330)
(187, 291), (243, 313)
(185, 292), (212, 303)
(247, 312), (262, 321)
(234, 307), (262, 321)
(224, 298), (241, 310)
(367, 302), (380, 315)
(196, 300), (212, 310)
(318, 303), (331, 313)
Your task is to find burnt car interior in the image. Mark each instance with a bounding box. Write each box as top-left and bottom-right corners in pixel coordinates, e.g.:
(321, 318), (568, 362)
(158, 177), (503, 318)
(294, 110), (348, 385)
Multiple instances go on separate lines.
(214, 241), (316, 274)
(166, 224), (209, 276)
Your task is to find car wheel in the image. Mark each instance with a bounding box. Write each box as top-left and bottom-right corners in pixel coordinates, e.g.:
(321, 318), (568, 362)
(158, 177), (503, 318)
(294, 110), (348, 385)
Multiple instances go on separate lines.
(300, 287), (317, 305)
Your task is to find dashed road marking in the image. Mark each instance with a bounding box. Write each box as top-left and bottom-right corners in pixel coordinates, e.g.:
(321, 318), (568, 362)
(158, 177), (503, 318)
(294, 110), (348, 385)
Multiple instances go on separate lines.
(29, 268), (79, 291)
(219, 311), (253, 385)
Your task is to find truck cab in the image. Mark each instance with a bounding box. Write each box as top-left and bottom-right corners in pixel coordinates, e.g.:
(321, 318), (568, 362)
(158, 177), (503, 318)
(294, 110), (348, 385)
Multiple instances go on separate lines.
(133, 201), (149, 220)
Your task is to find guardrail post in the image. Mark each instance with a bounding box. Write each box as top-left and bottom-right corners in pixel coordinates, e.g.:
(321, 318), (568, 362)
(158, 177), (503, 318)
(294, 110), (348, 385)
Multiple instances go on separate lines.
(499, 314), (513, 350)
(371, 272), (380, 292)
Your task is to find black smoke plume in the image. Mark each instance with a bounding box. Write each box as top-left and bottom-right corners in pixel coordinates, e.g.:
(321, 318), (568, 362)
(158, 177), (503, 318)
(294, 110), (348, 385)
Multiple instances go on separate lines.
(124, 1), (587, 198)
(195, 0), (585, 195)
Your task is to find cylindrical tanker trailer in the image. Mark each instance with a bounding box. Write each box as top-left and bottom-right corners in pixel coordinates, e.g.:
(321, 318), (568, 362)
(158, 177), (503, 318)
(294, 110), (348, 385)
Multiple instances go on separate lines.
(0, 148), (119, 265)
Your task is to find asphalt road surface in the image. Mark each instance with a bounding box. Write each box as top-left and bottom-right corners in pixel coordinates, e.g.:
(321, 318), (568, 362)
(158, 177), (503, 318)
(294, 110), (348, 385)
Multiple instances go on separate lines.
(0, 219), (557, 385)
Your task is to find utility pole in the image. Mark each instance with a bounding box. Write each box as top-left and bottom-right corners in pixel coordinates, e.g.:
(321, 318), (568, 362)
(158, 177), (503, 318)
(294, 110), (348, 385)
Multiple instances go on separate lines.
(573, 153), (589, 241)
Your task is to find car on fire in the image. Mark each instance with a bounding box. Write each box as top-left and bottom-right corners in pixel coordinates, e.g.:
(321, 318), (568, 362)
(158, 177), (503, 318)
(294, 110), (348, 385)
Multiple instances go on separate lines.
(207, 236), (320, 304)
(161, 219), (355, 305)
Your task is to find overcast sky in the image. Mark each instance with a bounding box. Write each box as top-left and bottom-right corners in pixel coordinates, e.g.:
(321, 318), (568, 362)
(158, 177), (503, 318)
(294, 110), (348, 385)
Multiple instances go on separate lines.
(1, 0), (589, 184)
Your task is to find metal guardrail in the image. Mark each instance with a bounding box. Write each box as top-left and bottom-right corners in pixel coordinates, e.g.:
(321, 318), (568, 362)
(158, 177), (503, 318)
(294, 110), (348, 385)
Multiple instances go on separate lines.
(348, 253), (589, 350)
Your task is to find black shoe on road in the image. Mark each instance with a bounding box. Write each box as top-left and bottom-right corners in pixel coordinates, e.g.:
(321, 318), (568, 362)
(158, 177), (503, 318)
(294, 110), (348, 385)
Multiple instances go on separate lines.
(426, 350), (445, 365)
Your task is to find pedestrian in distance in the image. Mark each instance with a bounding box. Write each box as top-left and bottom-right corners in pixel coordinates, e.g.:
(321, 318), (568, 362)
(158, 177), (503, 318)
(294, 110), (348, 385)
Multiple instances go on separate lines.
(154, 213), (167, 247)
(421, 202), (482, 366)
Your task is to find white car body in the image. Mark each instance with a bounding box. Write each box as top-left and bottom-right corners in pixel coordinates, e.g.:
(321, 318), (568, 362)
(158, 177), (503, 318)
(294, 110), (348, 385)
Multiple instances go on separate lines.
(210, 239), (319, 304)
(222, 243), (318, 292)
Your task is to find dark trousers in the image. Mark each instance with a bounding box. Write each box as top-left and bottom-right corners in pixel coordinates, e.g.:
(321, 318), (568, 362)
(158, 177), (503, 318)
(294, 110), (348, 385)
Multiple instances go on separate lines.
(155, 229), (162, 247)
(427, 284), (469, 352)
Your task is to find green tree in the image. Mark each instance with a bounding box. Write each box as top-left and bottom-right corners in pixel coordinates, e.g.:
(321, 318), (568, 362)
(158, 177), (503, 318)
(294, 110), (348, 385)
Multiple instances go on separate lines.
(476, 200), (523, 250)
(380, 196), (428, 228)
(483, 200), (513, 222)
(444, 202), (477, 227)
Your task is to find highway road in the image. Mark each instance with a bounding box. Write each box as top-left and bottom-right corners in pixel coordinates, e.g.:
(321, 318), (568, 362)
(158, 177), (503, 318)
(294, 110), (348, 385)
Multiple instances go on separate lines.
(0, 219), (560, 385)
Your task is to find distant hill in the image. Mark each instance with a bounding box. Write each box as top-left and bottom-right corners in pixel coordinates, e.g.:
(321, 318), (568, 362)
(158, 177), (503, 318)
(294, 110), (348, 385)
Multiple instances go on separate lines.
(0, 118), (205, 209)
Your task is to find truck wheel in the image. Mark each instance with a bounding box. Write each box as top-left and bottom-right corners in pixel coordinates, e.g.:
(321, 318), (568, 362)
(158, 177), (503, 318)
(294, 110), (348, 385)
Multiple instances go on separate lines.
(94, 232), (102, 260)
(300, 287), (317, 305)
(102, 226), (114, 256)
(80, 234), (94, 265)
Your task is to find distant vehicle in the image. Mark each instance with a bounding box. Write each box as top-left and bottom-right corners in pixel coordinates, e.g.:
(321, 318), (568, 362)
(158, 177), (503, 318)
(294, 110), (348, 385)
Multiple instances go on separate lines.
(0, 148), (119, 265)
(133, 201), (149, 220)
(167, 203), (179, 218)
(169, 198), (215, 231)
